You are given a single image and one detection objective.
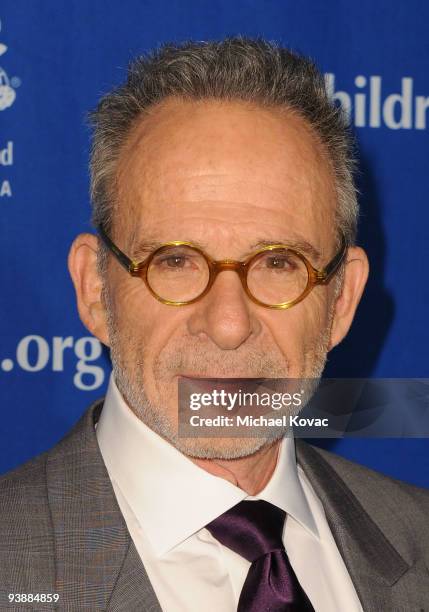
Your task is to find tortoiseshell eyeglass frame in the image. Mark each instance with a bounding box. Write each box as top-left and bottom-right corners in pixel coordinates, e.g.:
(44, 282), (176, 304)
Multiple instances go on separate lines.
(97, 224), (348, 310)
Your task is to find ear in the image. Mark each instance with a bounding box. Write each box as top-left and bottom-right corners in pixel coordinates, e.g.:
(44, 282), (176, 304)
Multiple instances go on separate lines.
(68, 233), (110, 346)
(328, 246), (369, 350)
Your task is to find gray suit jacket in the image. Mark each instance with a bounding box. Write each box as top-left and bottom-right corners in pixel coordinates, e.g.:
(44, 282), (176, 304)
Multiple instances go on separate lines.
(0, 399), (428, 612)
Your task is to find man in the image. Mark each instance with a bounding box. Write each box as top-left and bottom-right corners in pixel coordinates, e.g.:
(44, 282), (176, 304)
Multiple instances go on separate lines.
(0, 37), (428, 612)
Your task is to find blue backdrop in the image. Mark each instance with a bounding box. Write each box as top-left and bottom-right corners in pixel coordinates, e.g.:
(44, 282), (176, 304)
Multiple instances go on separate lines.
(1, 0), (428, 487)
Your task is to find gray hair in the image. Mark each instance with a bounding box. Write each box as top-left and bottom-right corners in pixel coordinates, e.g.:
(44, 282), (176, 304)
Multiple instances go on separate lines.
(89, 37), (358, 261)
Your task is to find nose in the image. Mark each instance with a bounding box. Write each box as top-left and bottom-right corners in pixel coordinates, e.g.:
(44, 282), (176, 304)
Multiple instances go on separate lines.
(186, 270), (261, 350)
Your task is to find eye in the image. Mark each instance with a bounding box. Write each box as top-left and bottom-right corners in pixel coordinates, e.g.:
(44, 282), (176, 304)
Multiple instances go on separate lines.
(159, 255), (188, 268)
(266, 256), (290, 269)
(151, 248), (203, 272)
(260, 252), (297, 271)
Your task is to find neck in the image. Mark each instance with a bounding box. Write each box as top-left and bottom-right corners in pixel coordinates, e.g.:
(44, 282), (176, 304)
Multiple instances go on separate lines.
(191, 439), (281, 495)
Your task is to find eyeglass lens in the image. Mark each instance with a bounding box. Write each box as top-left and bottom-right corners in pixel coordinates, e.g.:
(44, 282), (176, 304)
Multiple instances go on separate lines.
(146, 245), (309, 305)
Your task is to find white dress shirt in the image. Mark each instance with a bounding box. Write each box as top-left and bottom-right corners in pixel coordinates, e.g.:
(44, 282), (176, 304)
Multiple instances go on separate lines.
(96, 374), (363, 612)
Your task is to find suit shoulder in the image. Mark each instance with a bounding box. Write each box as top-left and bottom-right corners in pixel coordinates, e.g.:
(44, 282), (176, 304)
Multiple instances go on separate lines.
(307, 442), (429, 510)
(0, 450), (52, 541)
(0, 450), (49, 494)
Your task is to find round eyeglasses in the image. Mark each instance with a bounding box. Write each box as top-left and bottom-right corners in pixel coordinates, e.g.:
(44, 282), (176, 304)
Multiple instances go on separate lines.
(98, 225), (347, 310)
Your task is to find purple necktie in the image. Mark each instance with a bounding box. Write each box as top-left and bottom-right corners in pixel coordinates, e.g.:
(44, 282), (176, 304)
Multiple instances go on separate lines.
(206, 500), (315, 611)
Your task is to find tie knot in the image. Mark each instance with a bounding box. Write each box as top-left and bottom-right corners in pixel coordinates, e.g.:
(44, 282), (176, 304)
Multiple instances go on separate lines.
(206, 500), (286, 562)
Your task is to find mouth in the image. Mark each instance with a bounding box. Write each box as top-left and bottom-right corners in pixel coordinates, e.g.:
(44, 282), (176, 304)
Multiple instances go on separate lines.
(176, 374), (266, 381)
(176, 374), (210, 379)
(176, 374), (268, 391)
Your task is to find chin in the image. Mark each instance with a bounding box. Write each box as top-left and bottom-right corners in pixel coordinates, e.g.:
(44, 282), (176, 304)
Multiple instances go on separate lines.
(171, 434), (279, 460)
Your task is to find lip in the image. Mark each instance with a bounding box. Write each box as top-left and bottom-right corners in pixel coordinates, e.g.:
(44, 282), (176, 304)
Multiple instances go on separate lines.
(177, 374), (205, 378)
(177, 375), (248, 394)
(176, 374), (255, 380)
(176, 373), (248, 379)
(176, 374), (268, 388)
(176, 374), (214, 380)
(176, 373), (268, 379)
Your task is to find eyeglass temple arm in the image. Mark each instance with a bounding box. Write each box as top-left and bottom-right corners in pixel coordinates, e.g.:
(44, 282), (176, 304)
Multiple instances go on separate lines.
(317, 235), (348, 284)
(97, 224), (136, 273)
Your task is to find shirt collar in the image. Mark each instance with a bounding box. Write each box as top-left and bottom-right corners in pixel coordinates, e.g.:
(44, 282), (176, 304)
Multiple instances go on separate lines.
(96, 373), (319, 557)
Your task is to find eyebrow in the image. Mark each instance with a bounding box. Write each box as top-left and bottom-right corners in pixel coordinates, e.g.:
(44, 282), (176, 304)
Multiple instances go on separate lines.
(247, 239), (321, 261)
(131, 236), (321, 262)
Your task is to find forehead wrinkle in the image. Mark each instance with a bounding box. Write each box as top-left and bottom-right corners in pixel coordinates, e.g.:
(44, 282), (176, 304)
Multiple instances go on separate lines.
(123, 139), (323, 209)
(117, 171), (335, 259)
(161, 174), (307, 205)
(117, 100), (333, 198)
(114, 98), (337, 251)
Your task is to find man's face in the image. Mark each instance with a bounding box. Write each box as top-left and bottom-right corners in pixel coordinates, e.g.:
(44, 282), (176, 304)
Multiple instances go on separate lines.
(102, 98), (339, 458)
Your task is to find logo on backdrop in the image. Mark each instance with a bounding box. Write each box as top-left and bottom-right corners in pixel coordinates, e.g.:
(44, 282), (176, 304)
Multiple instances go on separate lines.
(1, 335), (106, 391)
(0, 19), (20, 200)
(325, 73), (428, 130)
(0, 19), (18, 111)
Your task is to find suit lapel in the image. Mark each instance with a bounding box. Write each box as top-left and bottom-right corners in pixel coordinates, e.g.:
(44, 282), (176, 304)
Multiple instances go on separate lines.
(46, 401), (161, 611)
(107, 539), (162, 611)
(295, 440), (413, 610)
